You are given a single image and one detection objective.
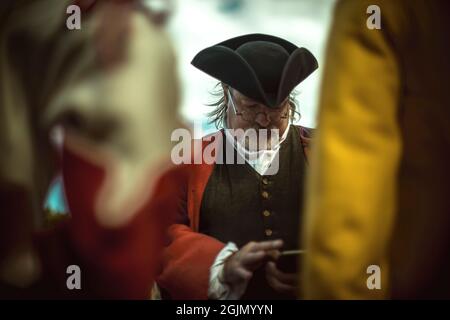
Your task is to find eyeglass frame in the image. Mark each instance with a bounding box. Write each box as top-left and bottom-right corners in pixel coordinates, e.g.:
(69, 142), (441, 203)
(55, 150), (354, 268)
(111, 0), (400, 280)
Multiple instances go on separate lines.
(226, 88), (290, 123)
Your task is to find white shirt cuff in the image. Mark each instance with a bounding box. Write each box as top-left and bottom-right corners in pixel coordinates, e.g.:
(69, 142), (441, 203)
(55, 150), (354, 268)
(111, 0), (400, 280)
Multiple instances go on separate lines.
(208, 242), (249, 300)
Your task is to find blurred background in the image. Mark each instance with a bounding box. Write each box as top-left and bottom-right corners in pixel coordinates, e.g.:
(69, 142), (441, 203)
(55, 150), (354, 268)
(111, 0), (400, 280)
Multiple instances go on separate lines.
(45, 0), (336, 213)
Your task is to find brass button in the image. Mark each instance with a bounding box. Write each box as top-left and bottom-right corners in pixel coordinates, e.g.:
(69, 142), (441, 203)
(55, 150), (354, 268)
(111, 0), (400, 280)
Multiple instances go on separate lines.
(261, 191), (269, 199)
(263, 210), (271, 217)
(265, 229), (273, 236)
(262, 178), (269, 185)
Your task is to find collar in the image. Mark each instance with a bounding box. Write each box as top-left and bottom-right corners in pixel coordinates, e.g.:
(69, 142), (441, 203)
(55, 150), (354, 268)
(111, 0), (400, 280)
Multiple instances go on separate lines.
(223, 122), (291, 176)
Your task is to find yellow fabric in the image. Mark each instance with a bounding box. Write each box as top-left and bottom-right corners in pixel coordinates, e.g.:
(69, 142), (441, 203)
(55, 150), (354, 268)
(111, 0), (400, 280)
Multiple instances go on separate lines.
(304, 0), (450, 299)
(303, 0), (401, 299)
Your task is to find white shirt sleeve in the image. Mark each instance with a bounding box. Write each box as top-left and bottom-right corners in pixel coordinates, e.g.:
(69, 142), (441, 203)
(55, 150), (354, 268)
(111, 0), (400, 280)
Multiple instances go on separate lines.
(208, 242), (250, 300)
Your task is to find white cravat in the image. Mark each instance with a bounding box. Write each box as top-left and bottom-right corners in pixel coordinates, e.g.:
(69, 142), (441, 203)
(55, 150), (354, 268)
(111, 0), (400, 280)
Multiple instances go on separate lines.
(223, 122), (291, 176)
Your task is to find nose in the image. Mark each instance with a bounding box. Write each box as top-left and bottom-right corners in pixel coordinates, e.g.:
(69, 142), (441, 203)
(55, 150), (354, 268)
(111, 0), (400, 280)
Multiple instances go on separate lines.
(254, 104), (274, 127)
(254, 112), (271, 127)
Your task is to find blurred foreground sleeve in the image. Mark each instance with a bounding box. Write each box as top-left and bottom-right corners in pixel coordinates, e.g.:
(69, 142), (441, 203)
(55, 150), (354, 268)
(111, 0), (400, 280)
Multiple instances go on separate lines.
(50, 2), (181, 298)
(303, 0), (402, 299)
(0, 0), (180, 298)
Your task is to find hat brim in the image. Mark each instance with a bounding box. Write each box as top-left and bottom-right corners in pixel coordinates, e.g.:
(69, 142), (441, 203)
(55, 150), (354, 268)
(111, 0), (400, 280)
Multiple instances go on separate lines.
(191, 34), (318, 108)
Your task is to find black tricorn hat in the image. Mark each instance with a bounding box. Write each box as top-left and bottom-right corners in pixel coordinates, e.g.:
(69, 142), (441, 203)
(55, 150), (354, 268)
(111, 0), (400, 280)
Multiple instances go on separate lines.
(191, 33), (318, 108)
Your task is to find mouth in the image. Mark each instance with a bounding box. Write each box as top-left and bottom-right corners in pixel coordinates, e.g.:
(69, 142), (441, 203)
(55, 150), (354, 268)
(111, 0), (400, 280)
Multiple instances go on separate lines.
(237, 128), (281, 151)
(253, 124), (278, 132)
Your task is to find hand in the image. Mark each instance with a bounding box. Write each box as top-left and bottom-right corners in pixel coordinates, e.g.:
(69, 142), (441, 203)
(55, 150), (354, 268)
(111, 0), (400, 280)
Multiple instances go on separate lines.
(265, 260), (298, 295)
(222, 240), (283, 288)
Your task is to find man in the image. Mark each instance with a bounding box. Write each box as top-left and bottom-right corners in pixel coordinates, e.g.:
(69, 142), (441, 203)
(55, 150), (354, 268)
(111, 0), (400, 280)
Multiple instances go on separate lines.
(158, 34), (318, 299)
(303, 0), (450, 299)
(0, 0), (180, 298)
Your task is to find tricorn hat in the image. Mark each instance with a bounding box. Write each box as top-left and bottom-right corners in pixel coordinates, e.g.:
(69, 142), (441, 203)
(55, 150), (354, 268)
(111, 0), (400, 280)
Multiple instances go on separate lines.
(191, 33), (318, 108)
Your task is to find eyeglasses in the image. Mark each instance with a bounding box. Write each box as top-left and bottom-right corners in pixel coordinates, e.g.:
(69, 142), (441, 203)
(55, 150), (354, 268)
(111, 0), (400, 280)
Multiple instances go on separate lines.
(227, 90), (289, 123)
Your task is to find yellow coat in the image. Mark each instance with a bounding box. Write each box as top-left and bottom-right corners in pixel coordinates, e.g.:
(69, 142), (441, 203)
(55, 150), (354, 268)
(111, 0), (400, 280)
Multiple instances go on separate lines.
(303, 0), (450, 299)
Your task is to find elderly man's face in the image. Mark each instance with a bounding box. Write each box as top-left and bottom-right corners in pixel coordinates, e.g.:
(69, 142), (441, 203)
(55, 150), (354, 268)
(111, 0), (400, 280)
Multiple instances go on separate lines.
(225, 86), (290, 147)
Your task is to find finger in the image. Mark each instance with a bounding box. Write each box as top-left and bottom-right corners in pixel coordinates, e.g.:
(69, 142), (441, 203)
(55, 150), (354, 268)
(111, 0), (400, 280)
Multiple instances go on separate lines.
(266, 262), (298, 285)
(249, 239), (283, 252)
(266, 268), (297, 294)
(234, 267), (253, 281)
(240, 251), (267, 267)
(267, 275), (297, 294)
(266, 249), (281, 261)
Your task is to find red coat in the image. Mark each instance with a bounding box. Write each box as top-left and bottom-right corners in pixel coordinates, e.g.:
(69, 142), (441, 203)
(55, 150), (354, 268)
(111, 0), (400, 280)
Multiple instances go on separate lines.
(32, 141), (178, 299)
(157, 127), (313, 299)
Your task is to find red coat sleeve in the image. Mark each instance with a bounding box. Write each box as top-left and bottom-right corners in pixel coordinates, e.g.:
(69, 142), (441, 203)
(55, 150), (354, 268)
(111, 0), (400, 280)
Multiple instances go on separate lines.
(157, 136), (225, 299)
(157, 224), (225, 299)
